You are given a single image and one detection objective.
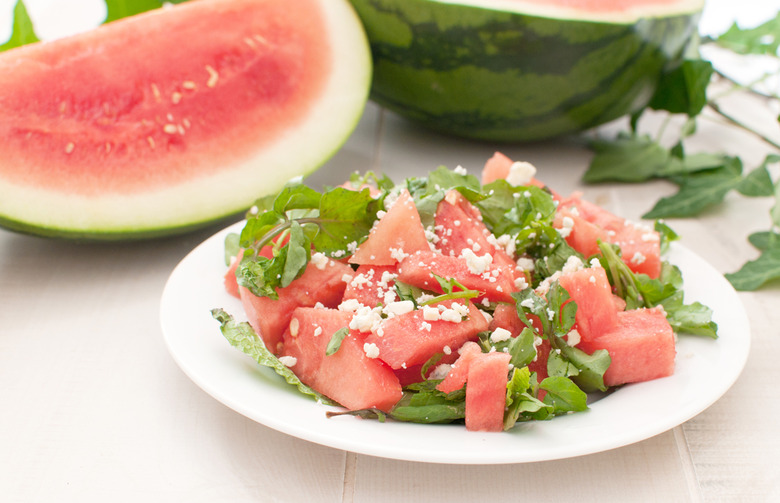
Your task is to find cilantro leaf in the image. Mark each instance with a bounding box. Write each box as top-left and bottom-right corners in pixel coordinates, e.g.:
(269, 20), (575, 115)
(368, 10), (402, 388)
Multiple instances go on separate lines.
(210, 308), (336, 405)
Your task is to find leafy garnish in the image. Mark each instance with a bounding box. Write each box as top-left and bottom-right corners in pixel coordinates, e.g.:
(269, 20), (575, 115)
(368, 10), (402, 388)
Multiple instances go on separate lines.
(210, 308), (337, 405)
(325, 327), (350, 356)
(0, 0), (38, 52)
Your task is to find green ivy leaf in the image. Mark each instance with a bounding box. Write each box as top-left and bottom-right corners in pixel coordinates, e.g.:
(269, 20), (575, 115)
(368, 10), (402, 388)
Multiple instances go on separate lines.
(715, 12), (780, 57)
(648, 59), (714, 117)
(725, 246), (780, 291)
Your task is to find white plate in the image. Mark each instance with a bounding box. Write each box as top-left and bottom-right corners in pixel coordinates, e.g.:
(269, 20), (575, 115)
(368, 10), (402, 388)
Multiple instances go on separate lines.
(160, 220), (750, 464)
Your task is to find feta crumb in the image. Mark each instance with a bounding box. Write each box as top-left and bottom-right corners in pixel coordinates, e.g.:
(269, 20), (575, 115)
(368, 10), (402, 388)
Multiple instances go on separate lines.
(557, 215), (575, 238)
(561, 255), (584, 274)
(310, 252), (329, 270)
(384, 300), (415, 316)
(566, 329), (581, 347)
(514, 276), (529, 290)
(313, 326), (323, 337)
(630, 252), (647, 265)
(422, 305), (441, 321)
(460, 248), (493, 275)
(363, 342), (380, 359)
(516, 257), (535, 272)
(490, 327), (512, 343)
(278, 356), (297, 367)
(440, 309), (463, 323)
(338, 298), (362, 312)
(420, 321), (432, 332)
(442, 345), (452, 355)
(506, 161), (537, 186)
(429, 363), (452, 380)
(453, 165), (468, 176)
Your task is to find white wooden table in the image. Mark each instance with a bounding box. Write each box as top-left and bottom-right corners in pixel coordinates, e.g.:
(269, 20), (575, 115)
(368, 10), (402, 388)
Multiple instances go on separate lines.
(2, 2), (779, 502)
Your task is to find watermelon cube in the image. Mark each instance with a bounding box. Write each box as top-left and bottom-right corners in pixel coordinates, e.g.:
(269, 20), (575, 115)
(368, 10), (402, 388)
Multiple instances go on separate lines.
(397, 250), (517, 304)
(557, 266), (619, 343)
(436, 341), (483, 394)
(558, 194), (661, 278)
(364, 299), (489, 370)
(281, 307), (403, 412)
(465, 351), (511, 432)
(350, 189), (430, 266)
(239, 258), (353, 354)
(341, 264), (398, 307)
(435, 190), (518, 272)
(577, 307), (676, 387)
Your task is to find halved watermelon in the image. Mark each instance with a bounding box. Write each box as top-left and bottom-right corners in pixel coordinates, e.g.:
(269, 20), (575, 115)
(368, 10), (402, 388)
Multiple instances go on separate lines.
(348, 0), (702, 141)
(0, 0), (371, 239)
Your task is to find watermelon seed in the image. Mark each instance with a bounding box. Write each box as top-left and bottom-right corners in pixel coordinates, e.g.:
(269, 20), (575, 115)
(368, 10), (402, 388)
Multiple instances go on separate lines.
(205, 65), (219, 88)
(64, 142), (74, 154)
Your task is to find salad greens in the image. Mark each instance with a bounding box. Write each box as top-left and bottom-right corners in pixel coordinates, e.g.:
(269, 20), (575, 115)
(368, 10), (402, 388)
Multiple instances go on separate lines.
(215, 166), (718, 430)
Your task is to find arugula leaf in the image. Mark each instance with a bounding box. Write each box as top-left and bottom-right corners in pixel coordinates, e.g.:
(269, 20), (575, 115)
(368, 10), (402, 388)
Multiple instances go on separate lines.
(325, 327), (350, 356)
(388, 388), (466, 424)
(481, 326), (538, 369)
(210, 308), (336, 405)
(1, 0), (38, 52)
(504, 367), (551, 429)
(540, 376), (589, 414)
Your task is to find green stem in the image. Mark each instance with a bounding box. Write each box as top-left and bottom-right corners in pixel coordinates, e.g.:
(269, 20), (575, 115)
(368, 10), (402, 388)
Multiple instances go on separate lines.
(706, 101), (780, 150)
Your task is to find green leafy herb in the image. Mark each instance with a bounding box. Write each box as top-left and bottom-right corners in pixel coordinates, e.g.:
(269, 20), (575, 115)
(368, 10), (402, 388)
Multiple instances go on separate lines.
(325, 327), (350, 356)
(1, 0), (38, 52)
(210, 308), (336, 405)
(714, 12), (780, 57)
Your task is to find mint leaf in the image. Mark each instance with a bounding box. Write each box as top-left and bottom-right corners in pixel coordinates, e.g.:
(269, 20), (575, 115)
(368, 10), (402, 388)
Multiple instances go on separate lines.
(648, 59), (714, 116)
(1, 0), (38, 52)
(748, 230), (780, 250)
(280, 221), (309, 288)
(210, 308), (336, 405)
(313, 187), (380, 254)
(737, 165), (775, 197)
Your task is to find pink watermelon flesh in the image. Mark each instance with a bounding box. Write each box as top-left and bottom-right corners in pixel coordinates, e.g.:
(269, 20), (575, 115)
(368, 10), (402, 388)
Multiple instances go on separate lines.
(397, 250), (517, 304)
(280, 307), (402, 412)
(349, 189), (430, 266)
(435, 190), (518, 272)
(557, 266), (619, 343)
(465, 352), (511, 432)
(224, 249), (244, 299)
(341, 264), (398, 307)
(239, 257), (352, 353)
(364, 299), (489, 370)
(0, 0), (331, 195)
(436, 341), (483, 394)
(558, 194), (661, 278)
(577, 307), (676, 387)
(480, 151), (556, 197)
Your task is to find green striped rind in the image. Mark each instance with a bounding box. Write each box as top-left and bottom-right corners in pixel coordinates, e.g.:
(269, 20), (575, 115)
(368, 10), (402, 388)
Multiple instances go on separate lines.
(349, 0), (700, 141)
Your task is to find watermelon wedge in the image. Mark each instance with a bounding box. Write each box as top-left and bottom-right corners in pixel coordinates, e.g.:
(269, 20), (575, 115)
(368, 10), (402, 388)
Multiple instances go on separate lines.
(0, 0), (371, 239)
(348, 0), (702, 141)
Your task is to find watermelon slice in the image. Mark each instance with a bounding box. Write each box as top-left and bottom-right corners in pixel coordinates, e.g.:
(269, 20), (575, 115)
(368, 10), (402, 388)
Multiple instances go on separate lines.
(349, 189), (430, 266)
(240, 257), (353, 353)
(0, 0), (371, 239)
(364, 299), (489, 370)
(280, 307), (403, 412)
(558, 266), (619, 343)
(349, 0), (702, 141)
(436, 341), (483, 394)
(577, 307), (676, 386)
(465, 352), (512, 432)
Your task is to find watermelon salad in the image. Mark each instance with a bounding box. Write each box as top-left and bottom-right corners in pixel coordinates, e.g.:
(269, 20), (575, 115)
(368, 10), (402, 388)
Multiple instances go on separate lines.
(212, 152), (718, 432)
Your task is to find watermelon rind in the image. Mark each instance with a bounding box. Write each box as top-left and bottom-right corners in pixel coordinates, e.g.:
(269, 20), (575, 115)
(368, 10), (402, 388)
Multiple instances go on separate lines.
(348, 0), (703, 142)
(0, 0), (372, 240)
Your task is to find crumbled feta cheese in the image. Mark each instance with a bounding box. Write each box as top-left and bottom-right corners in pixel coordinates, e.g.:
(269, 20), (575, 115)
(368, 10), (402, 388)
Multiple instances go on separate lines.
(566, 329), (581, 347)
(442, 345), (452, 355)
(278, 356), (297, 367)
(561, 255), (584, 274)
(429, 363), (452, 380)
(516, 257), (535, 271)
(338, 298), (362, 312)
(630, 252), (646, 265)
(453, 165), (468, 176)
(557, 215), (575, 238)
(506, 161), (537, 186)
(384, 300), (415, 316)
(420, 321), (432, 332)
(422, 305), (441, 321)
(310, 252), (329, 270)
(389, 247), (408, 262)
(490, 327), (512, 343)
(313, 326), (322, 337)
(363, 342), (380, 359)
(514, 276), (529, 290)
(460, 248), (493, 275)
(440, 309), (463, 323)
